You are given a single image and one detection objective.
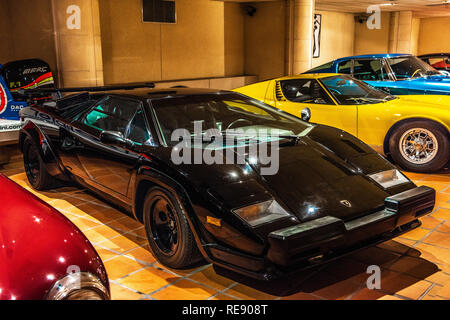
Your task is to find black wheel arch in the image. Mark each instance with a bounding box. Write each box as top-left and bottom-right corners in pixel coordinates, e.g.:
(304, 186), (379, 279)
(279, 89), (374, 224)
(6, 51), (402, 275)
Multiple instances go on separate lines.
(133, 167), (213, 263)
(20, 122), (67, 180)
(383, 117), (450, 156)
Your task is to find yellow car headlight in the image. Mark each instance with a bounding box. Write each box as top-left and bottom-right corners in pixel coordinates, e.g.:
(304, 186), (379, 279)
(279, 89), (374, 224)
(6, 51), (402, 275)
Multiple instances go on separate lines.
(369, 169), (409, 189)
(233, 200), (292, 227)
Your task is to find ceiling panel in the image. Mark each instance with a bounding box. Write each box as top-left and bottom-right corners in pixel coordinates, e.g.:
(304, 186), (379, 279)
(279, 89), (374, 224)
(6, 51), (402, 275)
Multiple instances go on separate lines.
(218, 0), (450, 18)
(315, 0), (450, 17)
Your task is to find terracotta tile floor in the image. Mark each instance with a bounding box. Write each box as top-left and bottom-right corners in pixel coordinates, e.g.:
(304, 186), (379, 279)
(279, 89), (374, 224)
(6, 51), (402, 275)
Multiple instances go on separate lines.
(1, 149), (449, 300)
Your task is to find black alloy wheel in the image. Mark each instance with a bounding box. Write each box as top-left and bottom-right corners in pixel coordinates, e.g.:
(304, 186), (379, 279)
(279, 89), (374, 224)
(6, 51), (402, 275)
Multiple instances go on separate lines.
(149, 194), (180, 255)
(143, 187), (201, 269)
(23, 137), (56, 190)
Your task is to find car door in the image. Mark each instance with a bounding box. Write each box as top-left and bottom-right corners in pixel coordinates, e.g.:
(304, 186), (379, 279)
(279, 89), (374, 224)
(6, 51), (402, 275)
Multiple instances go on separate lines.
(73, 95), (143, 200)
(270, 78), (358, 137)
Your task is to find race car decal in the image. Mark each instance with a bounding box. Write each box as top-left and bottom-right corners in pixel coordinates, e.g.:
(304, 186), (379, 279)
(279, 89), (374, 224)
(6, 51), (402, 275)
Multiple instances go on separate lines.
(9, 72), (54, 92)
(0, 120), (22, 132)
(0, 81), (8, 115)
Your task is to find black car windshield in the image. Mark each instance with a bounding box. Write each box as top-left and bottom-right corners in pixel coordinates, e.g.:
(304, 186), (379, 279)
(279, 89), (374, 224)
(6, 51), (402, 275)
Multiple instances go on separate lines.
(320, 75), (395, 105)
(151, 93), (313, 147)
(388, 56), (441, 79)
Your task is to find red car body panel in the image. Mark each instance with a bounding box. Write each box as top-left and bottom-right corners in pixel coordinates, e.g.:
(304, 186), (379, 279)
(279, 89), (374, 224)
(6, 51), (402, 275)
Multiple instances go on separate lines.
(0, 174), (108, 300)
(431, 60), (450, 70)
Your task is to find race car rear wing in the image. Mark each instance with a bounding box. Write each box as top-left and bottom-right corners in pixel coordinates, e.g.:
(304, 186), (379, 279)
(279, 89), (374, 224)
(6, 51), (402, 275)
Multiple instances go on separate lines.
(17, 82), (156, 118)
(17, 82), (156, 100)
(17, 82), (155, 109)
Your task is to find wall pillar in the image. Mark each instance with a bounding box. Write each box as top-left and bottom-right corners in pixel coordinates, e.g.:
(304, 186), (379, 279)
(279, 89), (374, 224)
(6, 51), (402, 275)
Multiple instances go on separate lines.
(389, 11), (415, 54)
(286, 0), (314, 75)
(51, 0), (103, 87)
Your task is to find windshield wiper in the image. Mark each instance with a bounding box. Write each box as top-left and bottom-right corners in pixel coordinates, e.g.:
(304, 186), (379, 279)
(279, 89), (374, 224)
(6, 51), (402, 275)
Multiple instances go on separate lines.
(383, 95), (396, 102)
(345, 97), (373, 104)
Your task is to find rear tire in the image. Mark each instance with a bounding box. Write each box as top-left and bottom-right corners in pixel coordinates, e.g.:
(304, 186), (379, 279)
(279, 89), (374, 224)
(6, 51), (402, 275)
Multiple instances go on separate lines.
(143, 187), (201, 269)
(389, 120), (449, 173)
(23, 137), (57, 190)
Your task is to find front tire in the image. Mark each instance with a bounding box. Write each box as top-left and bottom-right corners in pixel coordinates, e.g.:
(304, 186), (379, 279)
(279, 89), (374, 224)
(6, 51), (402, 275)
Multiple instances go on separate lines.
(389, 120), (449, 173)
(143, 187), (200, 269)
(23, 137), (57, 190)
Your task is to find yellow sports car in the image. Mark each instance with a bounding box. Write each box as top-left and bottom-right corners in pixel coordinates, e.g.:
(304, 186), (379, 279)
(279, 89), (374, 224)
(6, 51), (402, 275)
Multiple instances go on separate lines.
(235, 74), (449, 173)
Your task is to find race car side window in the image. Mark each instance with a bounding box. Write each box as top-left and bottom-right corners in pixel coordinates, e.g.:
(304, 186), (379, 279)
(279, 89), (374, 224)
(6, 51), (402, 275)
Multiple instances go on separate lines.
(279, 79), (334, 105)
(83, 96), (140, 134)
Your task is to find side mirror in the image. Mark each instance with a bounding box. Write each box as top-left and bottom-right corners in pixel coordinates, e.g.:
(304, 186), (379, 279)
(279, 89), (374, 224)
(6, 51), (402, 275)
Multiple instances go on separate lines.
(100, 131), (129, 147)
(301, 107), (311, 122)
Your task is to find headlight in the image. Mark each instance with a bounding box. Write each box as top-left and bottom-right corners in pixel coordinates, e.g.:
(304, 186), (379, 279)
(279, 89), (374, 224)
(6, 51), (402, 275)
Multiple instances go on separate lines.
(233, 200), (292, 227)
(369, 169), (409, 189)
(47, 272), (109, 300)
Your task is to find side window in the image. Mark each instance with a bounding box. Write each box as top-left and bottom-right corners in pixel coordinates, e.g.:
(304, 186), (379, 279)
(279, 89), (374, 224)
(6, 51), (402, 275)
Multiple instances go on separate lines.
(280, 79), (333, 104)
(353, 59), (389, 81)
(83, 96), (139, 134)
(126, 107), (154, 145)
(338, 60), (352, 74)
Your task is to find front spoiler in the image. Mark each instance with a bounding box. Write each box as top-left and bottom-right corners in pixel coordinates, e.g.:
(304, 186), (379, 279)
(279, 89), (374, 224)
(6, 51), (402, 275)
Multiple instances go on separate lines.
(207, 186), (435, 280)
(268, 185), (435, 267)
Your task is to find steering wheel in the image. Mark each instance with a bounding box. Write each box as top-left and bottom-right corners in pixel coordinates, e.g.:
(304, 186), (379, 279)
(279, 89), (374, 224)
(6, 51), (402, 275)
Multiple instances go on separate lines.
(411, 69), (422, 78)
(226, 119), (252, 130)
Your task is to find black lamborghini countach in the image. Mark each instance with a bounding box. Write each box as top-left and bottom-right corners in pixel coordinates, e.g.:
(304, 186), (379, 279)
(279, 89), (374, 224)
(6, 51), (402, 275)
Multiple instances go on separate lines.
(19, 85), (435, 280)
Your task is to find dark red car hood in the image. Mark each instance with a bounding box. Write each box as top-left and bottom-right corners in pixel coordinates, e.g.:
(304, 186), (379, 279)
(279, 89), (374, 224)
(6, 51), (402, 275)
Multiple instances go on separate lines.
(0, 175), (108, 300)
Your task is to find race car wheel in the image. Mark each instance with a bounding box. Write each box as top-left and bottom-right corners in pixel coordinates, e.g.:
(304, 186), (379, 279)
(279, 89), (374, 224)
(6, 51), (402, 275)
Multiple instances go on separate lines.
(389, 120), (449, 173)
(143, 187), (200, 269)
(23, 137), (57, 190)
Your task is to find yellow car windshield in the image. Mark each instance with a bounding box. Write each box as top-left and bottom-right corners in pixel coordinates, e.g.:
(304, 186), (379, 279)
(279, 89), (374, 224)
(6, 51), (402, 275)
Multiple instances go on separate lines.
(320, 75), (396, 105)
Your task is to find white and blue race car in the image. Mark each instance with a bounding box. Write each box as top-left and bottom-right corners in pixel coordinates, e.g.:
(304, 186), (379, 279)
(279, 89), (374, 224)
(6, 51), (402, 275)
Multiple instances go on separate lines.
(0, 59), (55, 163)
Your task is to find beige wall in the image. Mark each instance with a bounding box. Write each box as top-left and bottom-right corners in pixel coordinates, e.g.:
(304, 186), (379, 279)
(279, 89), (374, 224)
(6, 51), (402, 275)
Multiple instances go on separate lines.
(312, 10), (354, 68)
(244, 1), (286, 81)
(354, 12), (390, 55)
(224, 3), (244, 77)
(0, 1), (13, 63)
(5, 1), (449, 90)
(99, 0), (161, 84)
(52, 0), (104, 87)
(99, 0), (244, 84)
(418, 17), (450, 55)
(0, 0), (57, 72)
(160, 0), (226, 80)
(410, 17), (420, 55)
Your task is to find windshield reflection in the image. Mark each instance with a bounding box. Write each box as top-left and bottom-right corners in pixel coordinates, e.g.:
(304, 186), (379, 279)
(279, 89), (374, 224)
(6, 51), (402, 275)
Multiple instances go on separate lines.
(388, 56), (441, 79)
(320, 75), (396, 105)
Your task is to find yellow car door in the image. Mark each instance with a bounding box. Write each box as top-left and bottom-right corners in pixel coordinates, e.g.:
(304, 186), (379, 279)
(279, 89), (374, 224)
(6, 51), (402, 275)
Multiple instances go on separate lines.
(267, 78), (358, 137)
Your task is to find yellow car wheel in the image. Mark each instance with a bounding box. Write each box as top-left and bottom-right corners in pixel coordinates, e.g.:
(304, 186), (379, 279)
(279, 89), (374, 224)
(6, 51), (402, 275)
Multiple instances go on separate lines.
(389, 120), (449, 173)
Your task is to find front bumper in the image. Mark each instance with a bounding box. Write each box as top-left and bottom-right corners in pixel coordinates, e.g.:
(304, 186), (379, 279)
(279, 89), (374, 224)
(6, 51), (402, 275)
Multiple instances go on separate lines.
(207, 186), (435, 280)
(267, 186), (435, 267)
